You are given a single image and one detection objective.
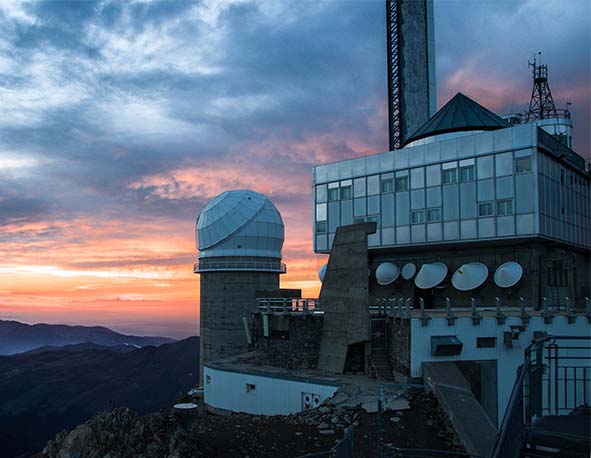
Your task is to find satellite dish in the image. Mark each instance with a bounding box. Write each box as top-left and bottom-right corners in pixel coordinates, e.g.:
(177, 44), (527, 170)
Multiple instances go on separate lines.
(402, 263), (417, 280)
(318, 263), (327, 282)
(452, 262), (488, 291)
(494, 261), (523, 288)
(415, 263), (448, 289)
(375, 262), (400, 285)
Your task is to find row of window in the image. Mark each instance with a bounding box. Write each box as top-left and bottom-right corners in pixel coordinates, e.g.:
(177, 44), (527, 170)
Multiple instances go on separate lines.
(316, 199), (515, 233)
(321, 157), (532, 203)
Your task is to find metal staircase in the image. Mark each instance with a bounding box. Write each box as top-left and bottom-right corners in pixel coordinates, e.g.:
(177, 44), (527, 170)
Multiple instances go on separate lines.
(491, 335), (591, 458)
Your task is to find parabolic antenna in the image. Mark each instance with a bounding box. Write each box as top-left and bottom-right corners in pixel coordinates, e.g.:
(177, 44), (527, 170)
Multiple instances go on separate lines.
(402, 263), (417, 280)
(415, 263), (448, 289)
(452, 262), (488, 291)
(318, 263), (327, 282)
(375, 262), (400, 285)
(494, 261), (523, 288)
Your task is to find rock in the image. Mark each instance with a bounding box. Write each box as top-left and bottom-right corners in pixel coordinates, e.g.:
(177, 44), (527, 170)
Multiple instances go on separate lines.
(317, 422), (329, 429)
(318, 429), (335, 435)
(361, 401), (378, 413)
(384, 398), (410, 412)
(390, 416), (400, 423)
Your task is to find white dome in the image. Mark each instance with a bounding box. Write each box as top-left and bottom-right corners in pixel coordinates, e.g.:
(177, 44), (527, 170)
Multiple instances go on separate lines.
(375, 262), (400, 285)
(196, 190), (284, 259)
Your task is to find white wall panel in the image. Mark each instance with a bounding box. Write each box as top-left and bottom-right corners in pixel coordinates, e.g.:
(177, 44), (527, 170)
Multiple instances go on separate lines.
(204, 367), (338, 415)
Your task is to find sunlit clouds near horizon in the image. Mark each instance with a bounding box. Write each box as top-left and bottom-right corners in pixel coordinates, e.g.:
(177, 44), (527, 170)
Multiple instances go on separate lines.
(0, 0), (589, 338)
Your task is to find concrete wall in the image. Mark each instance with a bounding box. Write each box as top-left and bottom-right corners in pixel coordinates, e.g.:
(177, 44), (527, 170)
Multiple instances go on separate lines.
(387, 318), (411, 375)
(199, 269), (279, 373)
(317, 223), (374, 373)
(369, 241), (590, 308)
(203, 366), (338, 415)
(253, 315), (323, 370)
(408, 314), (590, 424)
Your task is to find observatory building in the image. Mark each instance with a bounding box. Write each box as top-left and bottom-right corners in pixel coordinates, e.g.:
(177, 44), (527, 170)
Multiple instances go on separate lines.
(195, 190), (287, 371)
(193, 4), (590, 456)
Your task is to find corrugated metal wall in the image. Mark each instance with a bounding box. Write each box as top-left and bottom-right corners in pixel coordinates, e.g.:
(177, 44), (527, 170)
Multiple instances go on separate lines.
(204, 367), (339, 415)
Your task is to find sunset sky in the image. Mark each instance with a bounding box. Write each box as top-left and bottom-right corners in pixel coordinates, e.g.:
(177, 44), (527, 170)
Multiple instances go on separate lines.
(1, 0), (589, 338)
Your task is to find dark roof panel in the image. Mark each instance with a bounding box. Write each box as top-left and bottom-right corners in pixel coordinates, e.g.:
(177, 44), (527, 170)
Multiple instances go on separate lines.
(403, 92), (510, 146)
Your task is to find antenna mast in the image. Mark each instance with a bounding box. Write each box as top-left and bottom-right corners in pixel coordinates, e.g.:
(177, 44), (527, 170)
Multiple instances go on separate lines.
(386, 0), (402, 150)
(525, 52), (558, 122)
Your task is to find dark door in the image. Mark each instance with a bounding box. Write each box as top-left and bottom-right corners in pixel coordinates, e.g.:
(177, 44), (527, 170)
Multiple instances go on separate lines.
(370, 318), (386, 350)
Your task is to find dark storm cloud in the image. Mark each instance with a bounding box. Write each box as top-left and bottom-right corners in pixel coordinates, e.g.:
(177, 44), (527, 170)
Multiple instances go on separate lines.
(0, 0), (588, 231)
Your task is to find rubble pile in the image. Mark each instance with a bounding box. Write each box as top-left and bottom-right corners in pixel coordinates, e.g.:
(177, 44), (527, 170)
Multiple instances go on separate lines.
(40, 387), (463, 458)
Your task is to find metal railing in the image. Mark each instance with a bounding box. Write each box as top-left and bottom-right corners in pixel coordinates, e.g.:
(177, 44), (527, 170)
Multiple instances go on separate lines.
(490, 335), (591, 458)
(194, 259), (286, 273)
(257, 298), (322, 315)
(369, 296), (591, 322)
(295, 426), (355, 458)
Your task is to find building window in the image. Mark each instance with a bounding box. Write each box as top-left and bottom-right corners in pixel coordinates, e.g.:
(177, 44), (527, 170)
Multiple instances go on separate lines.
(367, 216), (379, 224)
(459, 165), (475, 182)
(340, 185), (352, 200)
(328, 187), (339, 202)
(206, 375), (211, 384)
(395, 176), (408, 192)
(246, 383), (256, 392)
(381, 179), (393, 194)
(427, 208), (441, 222)
(497, 199), (513, 216)
(477, 337), (497, 348)
(354, 217), (365, 224)
(316, 221), (327, 234)
(443, 169), (457, 185)
(411, 210), (424, 224)
(515, 157), (532, 173)
(478, 202), (494, 217)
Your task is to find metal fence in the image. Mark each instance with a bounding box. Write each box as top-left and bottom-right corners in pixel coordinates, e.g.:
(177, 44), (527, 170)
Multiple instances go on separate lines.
(257, 298), (322, 315)
(194, 259), (287, 273)
(490, 335), (591, 458)
(295, 426), (355, 458)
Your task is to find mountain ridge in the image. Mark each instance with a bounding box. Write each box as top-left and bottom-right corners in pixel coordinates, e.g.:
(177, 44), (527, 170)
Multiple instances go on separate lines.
(0, 319), (175, 355)
(0, 335), (199, 458)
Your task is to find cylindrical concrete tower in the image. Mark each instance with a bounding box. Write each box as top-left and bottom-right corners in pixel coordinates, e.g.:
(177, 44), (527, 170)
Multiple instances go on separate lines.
(195, 190), (285, 373)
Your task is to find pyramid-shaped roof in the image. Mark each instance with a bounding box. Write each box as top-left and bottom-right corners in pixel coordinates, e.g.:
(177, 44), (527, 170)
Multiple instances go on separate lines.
(403, 92), (510, 146)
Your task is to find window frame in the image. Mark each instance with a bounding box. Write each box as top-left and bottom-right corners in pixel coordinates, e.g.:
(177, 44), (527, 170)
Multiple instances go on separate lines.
(395, 176), (409, 192)
(328, 187), (340, 202)
(497, 199), (513, 216)
(515, 156), (532, 174)
(411, 210), (425, 224)
(443, 168), (457, 185)
(381, 179), (394, 194)
(340, 185), (352, 200)
(427, 208), (441, 222)
(459, 165), (475, 182)
(315, 221), (327, 234)
(478, 202), (494, 217)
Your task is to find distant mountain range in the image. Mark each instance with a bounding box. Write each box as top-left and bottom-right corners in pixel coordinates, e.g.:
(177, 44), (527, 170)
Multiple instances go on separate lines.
(0, 320), (175, 355)
(0, 335), (200, 458)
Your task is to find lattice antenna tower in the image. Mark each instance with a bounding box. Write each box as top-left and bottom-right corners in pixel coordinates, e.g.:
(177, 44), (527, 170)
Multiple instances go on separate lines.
(386, 0), (402, 150)
(525, 52), (558, 122)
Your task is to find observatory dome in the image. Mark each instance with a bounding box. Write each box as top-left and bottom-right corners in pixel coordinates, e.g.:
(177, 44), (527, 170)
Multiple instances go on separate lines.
(196, 190), (284, 259)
